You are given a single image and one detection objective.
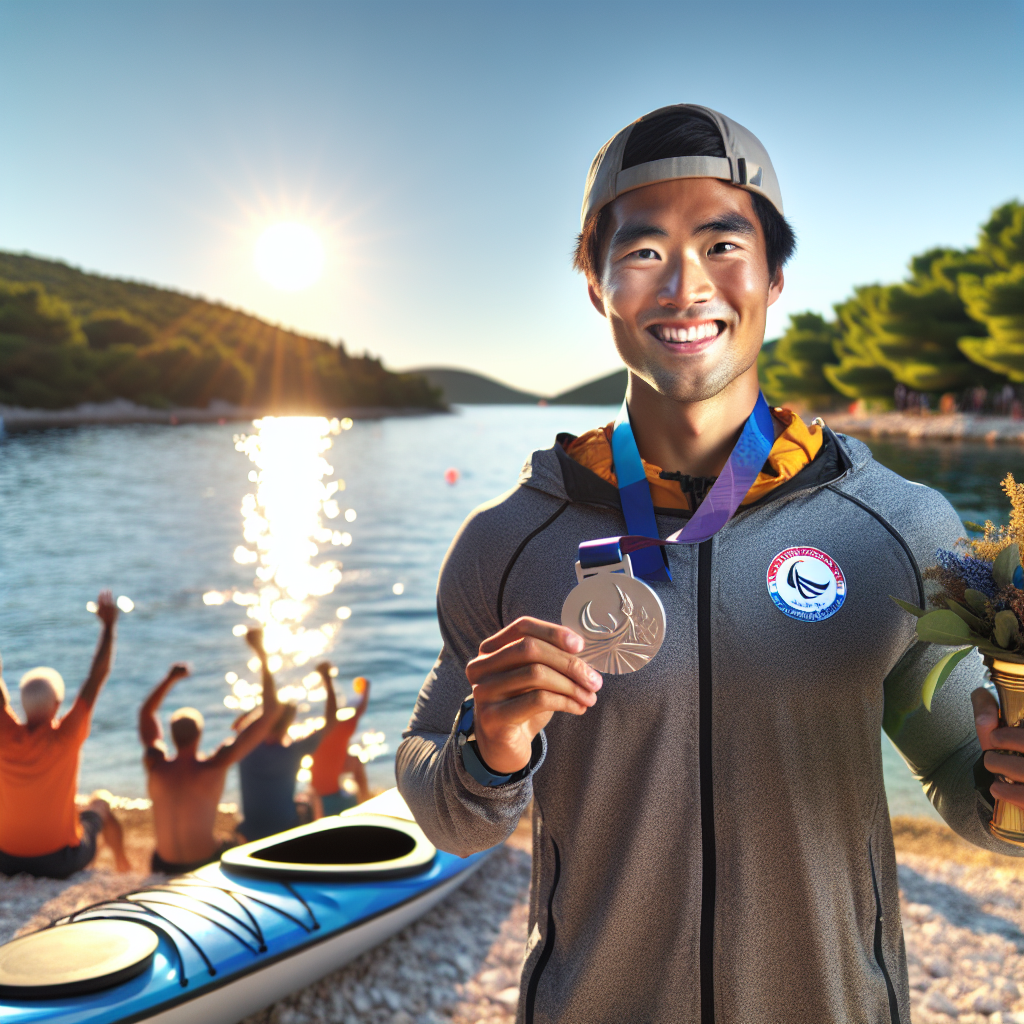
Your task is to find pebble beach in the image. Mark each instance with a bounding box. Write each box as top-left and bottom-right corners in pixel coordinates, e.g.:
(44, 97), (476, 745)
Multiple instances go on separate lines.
(7, 811), (1024, 1022)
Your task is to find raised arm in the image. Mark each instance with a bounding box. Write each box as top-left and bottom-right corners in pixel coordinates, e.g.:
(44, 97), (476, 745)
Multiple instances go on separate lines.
(0, 652), (16, 730)
(77, 591), (119, 710)
(316, 662), (339, 736)
(210, 628), (281, 768)
(352, 676), (371, 722)
(139, 663), (190, 751)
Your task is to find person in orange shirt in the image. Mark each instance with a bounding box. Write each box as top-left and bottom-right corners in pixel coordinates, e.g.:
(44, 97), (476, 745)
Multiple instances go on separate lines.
(0, 591), (129, 878)
(310, 668), (371, 816)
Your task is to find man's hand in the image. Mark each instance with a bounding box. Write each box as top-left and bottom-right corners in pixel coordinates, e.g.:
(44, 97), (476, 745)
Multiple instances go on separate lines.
(95, 590), (119, 628)
(973, 687), (1024, 808)
(245, 627), (265, 654)
(467, 617), (602, 776)
(167, 663), (190, 683)
(316, 661), (333, 678)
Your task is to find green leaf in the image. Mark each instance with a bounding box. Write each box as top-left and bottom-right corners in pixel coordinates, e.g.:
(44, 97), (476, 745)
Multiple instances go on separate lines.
(964, 588), (990, 615)
(916, 609), (974, 645)
(890, 596), (927, 618)
(994, 609), (1021, 649)
(922, 646), (975, 712)
(993, 543), (1021, 589)
(943, 598), (985, 632)
(964, 520), (987, 533)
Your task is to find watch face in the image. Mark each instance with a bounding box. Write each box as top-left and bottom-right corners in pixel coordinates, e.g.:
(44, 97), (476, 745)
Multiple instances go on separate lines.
(561, 570), (665, 675)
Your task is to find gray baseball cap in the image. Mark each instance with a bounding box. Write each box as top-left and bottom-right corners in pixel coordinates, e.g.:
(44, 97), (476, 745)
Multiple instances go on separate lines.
(581, 104), (784, 229)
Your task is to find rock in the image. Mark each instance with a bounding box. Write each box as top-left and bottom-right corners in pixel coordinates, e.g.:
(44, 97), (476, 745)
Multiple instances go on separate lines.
(924, 989), (960, 1017)
(998, 978), (1021, 999)
(495, 987), (520, 1008)
(351, 988), (372, 1013)
(927, 956), (954, 978)
(389, 1013), (414, 1024)
(969, 986), (1003, 1014)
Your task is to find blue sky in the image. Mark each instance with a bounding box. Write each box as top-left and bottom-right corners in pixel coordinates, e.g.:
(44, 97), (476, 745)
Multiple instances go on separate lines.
(1, 0), (1021, 395)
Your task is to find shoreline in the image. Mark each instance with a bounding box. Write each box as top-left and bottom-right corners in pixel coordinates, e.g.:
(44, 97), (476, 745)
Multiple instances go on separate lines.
(0, 399), (448, 433)
(823, 410), (1024, 444)
(5, 812), (1024, 1023)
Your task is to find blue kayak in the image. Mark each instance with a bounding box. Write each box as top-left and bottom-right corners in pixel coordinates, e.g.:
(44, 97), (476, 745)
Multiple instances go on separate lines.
(0, 790), (490, 1024)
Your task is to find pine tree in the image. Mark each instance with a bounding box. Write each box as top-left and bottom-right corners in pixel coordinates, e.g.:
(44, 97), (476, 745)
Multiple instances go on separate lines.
(761, 312), (840, 407)
(822, 287), (898, 399)
(957, 203), (1024, 381)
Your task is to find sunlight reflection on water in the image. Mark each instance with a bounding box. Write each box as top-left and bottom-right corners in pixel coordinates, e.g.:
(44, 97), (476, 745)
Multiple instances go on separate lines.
(4, 408), (1019, 814)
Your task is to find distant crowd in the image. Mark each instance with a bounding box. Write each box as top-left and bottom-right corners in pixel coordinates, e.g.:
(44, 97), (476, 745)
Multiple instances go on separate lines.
(0, 592), (370, 878)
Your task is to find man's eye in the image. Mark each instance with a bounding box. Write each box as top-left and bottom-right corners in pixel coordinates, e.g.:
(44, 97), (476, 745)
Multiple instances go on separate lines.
(632, 248), (659, 260)
(709, 242), (738, 255)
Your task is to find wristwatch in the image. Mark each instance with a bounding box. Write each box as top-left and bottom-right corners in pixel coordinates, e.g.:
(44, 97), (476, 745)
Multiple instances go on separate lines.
(456, 697), (539, 788)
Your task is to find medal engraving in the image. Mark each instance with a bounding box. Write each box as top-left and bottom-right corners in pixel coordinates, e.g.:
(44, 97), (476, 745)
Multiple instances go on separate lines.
(561, 556), (666, 674)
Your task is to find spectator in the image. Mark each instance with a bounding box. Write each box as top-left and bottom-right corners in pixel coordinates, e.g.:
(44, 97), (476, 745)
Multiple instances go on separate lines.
(235, 640), (335, 842)
(0, 592), (129, 878)
(311, 671), (371, 815)
(140, 627), (279, 875)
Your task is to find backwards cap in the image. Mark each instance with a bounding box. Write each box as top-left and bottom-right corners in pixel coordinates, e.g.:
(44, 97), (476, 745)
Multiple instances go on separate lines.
(581, 103), (784, 230)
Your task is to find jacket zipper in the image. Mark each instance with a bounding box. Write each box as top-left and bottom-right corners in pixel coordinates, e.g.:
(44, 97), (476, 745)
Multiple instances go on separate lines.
(869, 845), (901, 1023)
(698, 539), (716, 1024)
(523, 839), (560, 1023)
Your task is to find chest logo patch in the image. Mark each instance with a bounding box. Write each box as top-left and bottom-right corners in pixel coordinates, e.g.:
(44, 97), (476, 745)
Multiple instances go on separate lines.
(767, 547), (846, 622)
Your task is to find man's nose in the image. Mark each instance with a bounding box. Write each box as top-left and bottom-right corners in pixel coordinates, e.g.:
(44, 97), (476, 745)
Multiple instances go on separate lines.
(657, 249), (713, 309)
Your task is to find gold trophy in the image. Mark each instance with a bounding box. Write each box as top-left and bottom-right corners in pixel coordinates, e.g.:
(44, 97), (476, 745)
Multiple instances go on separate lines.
(985, 656), (1024, 846)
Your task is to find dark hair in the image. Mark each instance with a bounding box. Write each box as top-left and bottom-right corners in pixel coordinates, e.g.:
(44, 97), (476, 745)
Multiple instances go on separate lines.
(572, 108), (796, 282)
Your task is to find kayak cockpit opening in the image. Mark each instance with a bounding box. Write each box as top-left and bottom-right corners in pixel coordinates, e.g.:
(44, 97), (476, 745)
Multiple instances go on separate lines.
(221, 813), (437, 880)
(252, 824), (416, 865)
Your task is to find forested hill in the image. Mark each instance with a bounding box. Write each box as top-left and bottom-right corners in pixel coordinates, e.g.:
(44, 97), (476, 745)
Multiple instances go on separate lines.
(0, 252), (442, 411)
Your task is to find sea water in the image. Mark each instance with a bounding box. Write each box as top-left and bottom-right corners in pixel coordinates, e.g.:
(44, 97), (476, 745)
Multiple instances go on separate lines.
(0, 406), (1021, 818)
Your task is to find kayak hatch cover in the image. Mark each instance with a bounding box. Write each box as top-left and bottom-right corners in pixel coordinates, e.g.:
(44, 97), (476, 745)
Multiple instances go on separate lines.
(0, 789), (491, 1024)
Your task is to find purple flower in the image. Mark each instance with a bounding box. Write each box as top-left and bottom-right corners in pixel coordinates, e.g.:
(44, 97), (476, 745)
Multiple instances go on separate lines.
(936, 549), (998, 597)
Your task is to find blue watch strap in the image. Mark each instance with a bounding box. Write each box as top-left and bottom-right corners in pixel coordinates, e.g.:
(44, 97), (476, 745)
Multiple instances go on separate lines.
(456, 697), (538, 788)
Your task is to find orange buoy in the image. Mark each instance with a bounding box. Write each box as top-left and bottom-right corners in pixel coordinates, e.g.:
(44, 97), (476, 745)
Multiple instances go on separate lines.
(444, 467), (460, 485)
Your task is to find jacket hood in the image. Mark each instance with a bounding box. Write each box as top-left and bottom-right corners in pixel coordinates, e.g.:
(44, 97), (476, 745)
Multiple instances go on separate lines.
(518, 425), (864, 517)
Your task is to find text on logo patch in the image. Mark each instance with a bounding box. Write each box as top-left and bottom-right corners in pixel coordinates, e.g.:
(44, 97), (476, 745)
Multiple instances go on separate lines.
(766, 547), (846, 622)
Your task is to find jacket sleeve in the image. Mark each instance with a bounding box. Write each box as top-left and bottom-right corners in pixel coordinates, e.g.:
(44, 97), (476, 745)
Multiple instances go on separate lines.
(879, 479), (1024, 856)
(396, 495), (547, 857)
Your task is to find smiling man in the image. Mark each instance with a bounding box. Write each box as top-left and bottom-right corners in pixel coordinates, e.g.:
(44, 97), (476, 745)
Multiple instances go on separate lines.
(397, 105), (1016, 1024)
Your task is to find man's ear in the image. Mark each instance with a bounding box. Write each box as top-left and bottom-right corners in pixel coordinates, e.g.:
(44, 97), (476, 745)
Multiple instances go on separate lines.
(767, 268), (785, 308)
(588, 281), (608, 318)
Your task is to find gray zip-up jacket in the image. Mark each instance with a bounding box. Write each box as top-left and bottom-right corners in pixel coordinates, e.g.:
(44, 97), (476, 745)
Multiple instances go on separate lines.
(397, 428), (1016, 1024)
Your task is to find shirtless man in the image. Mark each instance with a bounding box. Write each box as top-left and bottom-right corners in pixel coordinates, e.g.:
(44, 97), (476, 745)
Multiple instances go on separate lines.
(0, 591), (129, 877)
(139, 628), (279, 874)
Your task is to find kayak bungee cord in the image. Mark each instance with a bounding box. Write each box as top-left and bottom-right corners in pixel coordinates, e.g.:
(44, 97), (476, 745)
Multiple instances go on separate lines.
(54, 872), (322, 987)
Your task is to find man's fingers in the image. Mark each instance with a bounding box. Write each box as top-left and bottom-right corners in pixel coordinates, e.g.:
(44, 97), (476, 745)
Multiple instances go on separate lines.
(470, 633), (601, 692)
(474, 662), (598, 710)
(478, 616), (584, 657)
(991, 780), (1024, 810)
(985, 750), (1024, 783)
(480, 686), (592, 723)
(973, 687), (1001, 750)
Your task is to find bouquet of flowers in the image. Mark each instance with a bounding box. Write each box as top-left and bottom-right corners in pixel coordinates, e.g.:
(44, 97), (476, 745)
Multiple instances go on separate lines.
(893, 473), (1024, 710)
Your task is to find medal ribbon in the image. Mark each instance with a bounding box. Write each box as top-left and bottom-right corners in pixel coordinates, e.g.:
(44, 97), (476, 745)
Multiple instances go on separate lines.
(580, 392), (775, 582)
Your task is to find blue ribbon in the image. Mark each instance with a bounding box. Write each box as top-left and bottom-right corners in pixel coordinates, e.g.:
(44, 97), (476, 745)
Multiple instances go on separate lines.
(582, 392), (776, 582)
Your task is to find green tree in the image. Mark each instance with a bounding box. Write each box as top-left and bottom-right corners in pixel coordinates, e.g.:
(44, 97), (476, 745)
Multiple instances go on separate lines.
(957, 203), (1024, 381)
(822, 287), (899, 399)
(761, 312), (840, 407)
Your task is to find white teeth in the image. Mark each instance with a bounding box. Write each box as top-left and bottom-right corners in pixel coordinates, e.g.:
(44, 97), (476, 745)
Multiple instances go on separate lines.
(655, 323), (721, 343)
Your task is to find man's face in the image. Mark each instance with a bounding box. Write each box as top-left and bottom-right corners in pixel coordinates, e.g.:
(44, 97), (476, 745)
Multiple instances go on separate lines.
(589, 177), (783, 404)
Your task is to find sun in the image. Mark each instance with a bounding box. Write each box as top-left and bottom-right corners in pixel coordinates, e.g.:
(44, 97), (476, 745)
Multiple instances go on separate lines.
(254, 223), (325, 291)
